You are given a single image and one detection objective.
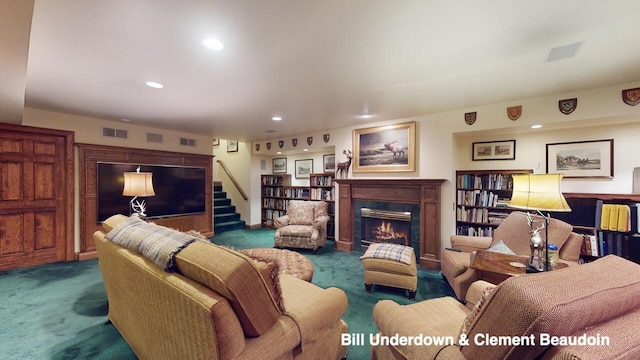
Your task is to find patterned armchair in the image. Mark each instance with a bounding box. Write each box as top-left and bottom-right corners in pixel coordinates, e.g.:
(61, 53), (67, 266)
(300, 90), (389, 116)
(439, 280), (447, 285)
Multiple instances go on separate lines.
(274, 200), (329, 253)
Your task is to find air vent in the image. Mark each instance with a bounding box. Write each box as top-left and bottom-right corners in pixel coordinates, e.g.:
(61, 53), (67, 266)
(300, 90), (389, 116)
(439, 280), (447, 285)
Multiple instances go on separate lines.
(546, 42), (582, 62)
(180, 138), (197, 147)
(102, 127), (128, 139)
(147, 133), (164, 143)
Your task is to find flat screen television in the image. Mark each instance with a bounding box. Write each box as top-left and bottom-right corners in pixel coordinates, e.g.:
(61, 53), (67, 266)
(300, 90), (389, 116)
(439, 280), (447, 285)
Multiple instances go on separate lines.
(97, 162), (206, 222)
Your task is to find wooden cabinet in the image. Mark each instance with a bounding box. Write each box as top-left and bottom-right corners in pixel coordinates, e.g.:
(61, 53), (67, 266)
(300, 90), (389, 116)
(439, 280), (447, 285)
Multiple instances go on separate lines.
(261, 174), (290, 228)
(455, 169), (532, 237)
(310, 173), (335, 241)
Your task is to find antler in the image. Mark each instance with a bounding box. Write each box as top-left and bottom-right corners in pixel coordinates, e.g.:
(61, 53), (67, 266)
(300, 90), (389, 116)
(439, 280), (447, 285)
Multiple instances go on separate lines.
(132, 200), (147, 217)
(526, 212), (545, 235)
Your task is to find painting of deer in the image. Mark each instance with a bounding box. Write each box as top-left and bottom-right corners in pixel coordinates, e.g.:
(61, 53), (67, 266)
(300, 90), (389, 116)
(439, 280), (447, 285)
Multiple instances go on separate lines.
(336, 150), (352, 178)
(384, 140), (405, 159)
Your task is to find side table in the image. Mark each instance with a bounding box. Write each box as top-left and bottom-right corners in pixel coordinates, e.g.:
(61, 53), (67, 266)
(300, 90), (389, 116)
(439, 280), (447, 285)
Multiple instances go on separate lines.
(470, 250), (568, 285)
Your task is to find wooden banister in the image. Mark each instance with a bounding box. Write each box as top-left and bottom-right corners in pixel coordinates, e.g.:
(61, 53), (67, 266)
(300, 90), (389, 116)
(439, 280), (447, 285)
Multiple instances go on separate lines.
(217, 160), (248, 201)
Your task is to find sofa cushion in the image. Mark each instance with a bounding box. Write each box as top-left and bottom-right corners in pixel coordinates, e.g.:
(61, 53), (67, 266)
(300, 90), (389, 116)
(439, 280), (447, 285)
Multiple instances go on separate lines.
(461, 255), (640, 360)
(287, 200), (314, 225)
(175, 242), (282, 337)
(459, 285), (494, 336)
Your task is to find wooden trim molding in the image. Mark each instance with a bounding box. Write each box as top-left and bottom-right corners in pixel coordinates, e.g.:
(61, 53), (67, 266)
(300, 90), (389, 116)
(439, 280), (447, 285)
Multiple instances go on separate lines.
(77, 143), (213, 259)
(335, 178), (446, 270)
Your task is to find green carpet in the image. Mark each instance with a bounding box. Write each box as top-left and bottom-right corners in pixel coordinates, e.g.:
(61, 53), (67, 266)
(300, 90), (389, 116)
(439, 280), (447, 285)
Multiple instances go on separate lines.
(0, 228), (454, 359)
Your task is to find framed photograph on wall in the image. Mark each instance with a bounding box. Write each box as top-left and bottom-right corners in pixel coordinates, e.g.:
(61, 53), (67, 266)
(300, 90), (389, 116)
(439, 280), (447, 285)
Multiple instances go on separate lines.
(323, 154), (335, 172)
(227, 140), (238, 152)
(272, 157), (287, 174)
(546, 139), (614, 178)
(472, 140), (516, 161)
(295, 159), (313, 178)
(353, 121), (416, 172)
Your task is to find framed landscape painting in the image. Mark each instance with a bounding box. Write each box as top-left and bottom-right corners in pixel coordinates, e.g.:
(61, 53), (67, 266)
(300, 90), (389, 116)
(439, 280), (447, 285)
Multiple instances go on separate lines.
(323, 154), (335, 172)
(272, 157), (287, 174)
(546, 139), (614, 178)
(353, 121), (416, 172)
(472, 140), (516, 161)
(295, 159), (313, 178)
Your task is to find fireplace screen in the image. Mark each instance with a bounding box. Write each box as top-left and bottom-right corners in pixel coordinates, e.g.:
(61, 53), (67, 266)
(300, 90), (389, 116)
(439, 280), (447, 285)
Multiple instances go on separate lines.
(361, 208), (411, 249)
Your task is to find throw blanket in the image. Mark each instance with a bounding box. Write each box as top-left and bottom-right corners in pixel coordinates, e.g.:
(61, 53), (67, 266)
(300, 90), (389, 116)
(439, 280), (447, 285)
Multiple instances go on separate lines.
(105, 216), (199, 272)
(360, 243), (414, 265)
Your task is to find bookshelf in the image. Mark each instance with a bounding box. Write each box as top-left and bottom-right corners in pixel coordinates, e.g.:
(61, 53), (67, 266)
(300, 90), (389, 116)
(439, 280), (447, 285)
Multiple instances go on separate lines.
(455, 169), (532, 237)
(310, 173), (335, 241)
(261, 174), (291, 228)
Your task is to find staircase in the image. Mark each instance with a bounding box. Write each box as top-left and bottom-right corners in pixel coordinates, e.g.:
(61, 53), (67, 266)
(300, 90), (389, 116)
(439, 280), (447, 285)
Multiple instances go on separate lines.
(213, 181), (246, 233)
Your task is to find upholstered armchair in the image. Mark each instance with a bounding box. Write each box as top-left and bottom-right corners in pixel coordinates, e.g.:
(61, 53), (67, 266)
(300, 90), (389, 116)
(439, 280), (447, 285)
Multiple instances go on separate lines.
(274, 200), (329, 253)
(441, 211), (584, 300)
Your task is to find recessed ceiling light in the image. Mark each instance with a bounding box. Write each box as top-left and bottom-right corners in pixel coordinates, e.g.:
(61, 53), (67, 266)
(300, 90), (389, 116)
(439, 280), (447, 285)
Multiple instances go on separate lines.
(202, 38), (224, 50)
(531, 124), (543, 129)
(303, 149), (309, 152)
(120, 118), (131, 123)
(272, 116), (283, 121)
(146, 81), (164, 89)
(359, 114), (372, 119)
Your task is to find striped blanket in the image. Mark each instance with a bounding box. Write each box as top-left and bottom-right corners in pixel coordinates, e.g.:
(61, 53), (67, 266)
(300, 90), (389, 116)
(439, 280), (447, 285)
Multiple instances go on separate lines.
(105, 216), (200, 272)
(359, 243), (414, 265)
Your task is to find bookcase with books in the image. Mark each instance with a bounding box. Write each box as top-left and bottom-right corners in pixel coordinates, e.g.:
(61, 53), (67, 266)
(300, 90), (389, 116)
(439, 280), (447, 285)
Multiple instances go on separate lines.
(455, 169), (532, 237)
(554, 194), (640, 263)
(261, 174), (291, 228)
(310, 173), (335, 241)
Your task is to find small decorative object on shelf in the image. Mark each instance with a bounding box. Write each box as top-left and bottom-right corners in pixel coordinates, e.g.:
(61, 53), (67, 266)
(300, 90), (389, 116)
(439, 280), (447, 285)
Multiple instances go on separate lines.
(336, 150), (352, 179)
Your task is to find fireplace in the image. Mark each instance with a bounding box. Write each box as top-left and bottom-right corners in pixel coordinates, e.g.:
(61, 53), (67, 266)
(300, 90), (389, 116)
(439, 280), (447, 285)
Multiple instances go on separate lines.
(336, 179), (446, 270)
(359, 206), (416, 251)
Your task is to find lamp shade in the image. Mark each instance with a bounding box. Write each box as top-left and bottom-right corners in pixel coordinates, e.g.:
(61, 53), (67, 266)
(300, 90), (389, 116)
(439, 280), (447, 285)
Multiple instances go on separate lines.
(122, 172), (155, 197)
(509, 174), (571, 212)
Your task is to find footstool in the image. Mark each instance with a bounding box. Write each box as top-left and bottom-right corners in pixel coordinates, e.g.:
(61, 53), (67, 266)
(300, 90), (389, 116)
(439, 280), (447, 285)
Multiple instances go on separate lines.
(239, 248), (314, 282)
(360, 243), (418, 300)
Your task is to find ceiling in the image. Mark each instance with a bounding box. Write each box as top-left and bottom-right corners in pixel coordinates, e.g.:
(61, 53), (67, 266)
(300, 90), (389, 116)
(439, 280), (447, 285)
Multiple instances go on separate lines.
(6, 0), (640, 141)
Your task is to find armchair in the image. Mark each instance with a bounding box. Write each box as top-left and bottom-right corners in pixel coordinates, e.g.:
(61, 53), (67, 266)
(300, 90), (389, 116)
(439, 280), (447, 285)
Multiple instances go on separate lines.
(274, 200), (330, 253)
(441, 211), (583, 299)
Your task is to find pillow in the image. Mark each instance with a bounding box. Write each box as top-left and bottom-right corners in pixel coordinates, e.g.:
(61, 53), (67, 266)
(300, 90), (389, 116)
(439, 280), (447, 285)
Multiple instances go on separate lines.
(244, 257), (285, 313)
(459, 286), (495, 337)
(488, 240), (516, 255)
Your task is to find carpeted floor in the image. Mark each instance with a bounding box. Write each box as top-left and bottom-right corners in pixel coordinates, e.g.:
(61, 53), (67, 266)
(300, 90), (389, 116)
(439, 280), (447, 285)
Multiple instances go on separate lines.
(0, 228), (454, 359)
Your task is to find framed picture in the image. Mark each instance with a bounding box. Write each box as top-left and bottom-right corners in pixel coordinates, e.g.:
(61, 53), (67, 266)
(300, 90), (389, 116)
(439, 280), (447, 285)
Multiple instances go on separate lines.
(295, 159), (313, 179)
(546, 139), (614, 178)
(227, 140), (238, 153)
(353, 121), (416, 172)
(323, 154), (335, 172)
(272, 157), (287, 174)
(212, 138), (219, 146)
(472, 140), (516, 161)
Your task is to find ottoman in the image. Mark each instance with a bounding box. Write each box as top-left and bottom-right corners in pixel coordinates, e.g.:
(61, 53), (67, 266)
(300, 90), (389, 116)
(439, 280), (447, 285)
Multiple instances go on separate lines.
(239, 248), (314, 282)
(360, 243), (418, 300)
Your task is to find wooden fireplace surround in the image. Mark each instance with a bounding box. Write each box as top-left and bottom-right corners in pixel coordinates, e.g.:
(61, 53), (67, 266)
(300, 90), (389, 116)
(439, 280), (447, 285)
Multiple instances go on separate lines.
(336, 179), (446, 270)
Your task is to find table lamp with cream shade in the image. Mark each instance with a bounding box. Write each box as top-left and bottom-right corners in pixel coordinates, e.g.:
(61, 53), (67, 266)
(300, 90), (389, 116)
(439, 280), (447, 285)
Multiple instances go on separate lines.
(509, 173), (571, 272)
(122, 166), (155, 217)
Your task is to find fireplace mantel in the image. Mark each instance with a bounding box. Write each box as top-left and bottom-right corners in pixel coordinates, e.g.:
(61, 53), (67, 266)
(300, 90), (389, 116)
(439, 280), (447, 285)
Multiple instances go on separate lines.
(336, 178), (446, 270)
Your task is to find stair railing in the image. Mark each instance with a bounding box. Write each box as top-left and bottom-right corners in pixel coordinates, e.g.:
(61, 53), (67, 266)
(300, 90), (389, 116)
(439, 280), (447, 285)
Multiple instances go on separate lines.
(216, 160), (248, 201)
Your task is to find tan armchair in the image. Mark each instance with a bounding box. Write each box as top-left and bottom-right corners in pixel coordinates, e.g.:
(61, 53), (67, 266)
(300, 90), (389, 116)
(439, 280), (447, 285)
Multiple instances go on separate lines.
(274, 200), (329, 253)
(441, 211), (583, 299)
(372, 255), (640, 360)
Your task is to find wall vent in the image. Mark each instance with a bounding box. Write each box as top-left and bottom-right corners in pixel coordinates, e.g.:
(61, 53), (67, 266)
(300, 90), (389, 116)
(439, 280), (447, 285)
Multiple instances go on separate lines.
(147, 133), (164, 143)
(180, 138), (197, 147)
(102, 127), (128, 139)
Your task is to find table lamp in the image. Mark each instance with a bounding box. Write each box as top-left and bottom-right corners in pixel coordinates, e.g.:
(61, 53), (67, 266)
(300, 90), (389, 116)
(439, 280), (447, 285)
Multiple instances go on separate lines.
(122, 166), (155, 217)
(509, 173), (571, 271)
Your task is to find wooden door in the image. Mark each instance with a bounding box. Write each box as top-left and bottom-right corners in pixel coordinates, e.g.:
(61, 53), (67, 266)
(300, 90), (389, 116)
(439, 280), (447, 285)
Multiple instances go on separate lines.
(0, 124), (74, 271)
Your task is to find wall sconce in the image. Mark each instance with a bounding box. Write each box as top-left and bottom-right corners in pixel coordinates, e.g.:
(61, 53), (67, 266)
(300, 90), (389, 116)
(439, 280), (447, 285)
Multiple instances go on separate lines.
(122, 166), (155, 217)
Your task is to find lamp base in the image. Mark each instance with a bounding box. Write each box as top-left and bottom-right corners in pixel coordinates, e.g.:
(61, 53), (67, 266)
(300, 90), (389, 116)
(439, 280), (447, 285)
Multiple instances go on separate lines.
(526, 257), (545, 273)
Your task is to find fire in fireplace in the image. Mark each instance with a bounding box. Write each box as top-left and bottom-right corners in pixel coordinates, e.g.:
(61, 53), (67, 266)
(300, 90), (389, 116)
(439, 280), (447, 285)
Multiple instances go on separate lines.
(361, 208), (411, 250)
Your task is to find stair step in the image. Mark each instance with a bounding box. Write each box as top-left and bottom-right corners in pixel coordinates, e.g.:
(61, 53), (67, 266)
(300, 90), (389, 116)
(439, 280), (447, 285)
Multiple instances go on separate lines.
(214, 212), (240, 223)
(214, 205), (236, 214)
(214, 220), (246, 233)
(214, 198), (231, 206)
(213, 191), (227, 199)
